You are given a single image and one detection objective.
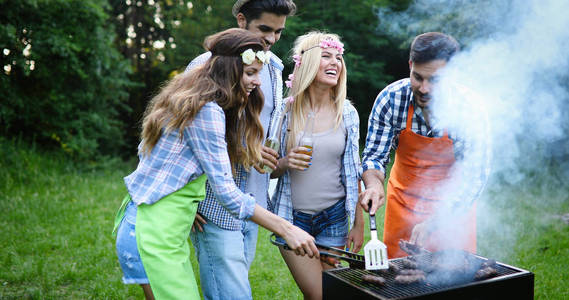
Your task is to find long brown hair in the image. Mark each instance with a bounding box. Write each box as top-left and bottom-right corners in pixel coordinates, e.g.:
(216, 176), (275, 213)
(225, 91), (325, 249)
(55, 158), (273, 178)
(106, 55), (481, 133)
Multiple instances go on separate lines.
(140, 28), (265, 170)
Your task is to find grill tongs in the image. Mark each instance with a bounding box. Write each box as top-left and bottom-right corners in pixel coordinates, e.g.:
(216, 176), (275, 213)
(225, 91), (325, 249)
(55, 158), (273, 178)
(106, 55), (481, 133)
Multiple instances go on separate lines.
(270, 233), (365, 269)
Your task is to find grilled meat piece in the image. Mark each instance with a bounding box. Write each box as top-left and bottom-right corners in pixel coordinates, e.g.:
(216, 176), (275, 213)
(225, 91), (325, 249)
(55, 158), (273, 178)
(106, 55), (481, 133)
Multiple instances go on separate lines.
(375, 262), (400, 275)
(395, 274), (426, 284)
(399, 269), (426, 276)
(362, 274), (386, 285)
(400, 258), (419, 269)
(475, 266), (498, 280)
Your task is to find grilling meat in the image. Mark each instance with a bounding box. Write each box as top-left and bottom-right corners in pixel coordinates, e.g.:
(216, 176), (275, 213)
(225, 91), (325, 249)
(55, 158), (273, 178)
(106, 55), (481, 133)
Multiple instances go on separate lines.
(395, 274), (426, 284)
(399, 269), (426, 276)
(475, 266), (498, 280)
(374, 262), (400, 276)
(399, 239), (430, 256)
(400, 258), (419, 269)
(362, 274), (386, 285)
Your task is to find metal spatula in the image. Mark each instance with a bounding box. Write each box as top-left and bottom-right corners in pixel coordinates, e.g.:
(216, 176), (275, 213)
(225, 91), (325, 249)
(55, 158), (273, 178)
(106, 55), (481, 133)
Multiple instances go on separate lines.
(364, 212), (389, 270)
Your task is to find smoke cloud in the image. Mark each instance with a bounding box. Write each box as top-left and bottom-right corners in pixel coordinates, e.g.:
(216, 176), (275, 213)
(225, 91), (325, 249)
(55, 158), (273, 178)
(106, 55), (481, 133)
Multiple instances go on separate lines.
(377, 0), (569, 259)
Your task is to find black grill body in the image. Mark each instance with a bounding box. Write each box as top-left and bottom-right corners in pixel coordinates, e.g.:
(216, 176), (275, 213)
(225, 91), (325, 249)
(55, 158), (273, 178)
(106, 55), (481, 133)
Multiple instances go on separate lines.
(322, 254), (534, 300)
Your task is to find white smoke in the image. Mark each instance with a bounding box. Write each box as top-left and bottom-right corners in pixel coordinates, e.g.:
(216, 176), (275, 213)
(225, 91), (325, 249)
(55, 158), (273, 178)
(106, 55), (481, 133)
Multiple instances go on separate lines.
(377, 0), (569, 260)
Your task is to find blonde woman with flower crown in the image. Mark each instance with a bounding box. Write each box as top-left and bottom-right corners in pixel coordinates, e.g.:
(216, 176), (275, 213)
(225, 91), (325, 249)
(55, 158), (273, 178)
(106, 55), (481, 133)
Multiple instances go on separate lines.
(112, 28), (318, 300)
(270, 31), (364, 300)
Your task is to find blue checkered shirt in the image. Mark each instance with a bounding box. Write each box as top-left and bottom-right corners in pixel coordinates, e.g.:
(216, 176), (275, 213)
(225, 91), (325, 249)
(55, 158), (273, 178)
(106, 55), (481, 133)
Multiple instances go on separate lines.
(186, 51), (284, 230)
(124, 102), (256, 220)
(361, 78), (491, 207)
(270, 101), (362, 228)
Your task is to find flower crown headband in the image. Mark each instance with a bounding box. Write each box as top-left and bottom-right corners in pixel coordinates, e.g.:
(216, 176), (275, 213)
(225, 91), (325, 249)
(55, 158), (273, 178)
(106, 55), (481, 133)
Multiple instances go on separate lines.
(292, 39), (345, 67)
(241, 49), (271, 65)
(285, 39), (345, 88)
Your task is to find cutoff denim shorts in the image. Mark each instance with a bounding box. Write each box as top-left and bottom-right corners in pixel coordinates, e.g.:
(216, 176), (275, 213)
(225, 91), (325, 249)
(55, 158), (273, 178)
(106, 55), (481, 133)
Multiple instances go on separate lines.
(278, 199), (348, 248)
(115, 201), (149, 284)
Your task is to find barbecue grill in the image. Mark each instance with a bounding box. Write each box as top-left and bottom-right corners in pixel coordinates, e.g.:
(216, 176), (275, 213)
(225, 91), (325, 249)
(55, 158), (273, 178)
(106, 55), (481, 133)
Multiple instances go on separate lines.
(322, 252), (534, 300)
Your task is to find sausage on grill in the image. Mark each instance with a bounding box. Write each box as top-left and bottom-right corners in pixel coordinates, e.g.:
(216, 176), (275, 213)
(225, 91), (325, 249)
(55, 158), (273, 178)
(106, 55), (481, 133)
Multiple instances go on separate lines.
(399, 269), (426, 276)
(395, 274), (426, 284)
(475, 266), (498, 280)
(362, 274), (386, 285)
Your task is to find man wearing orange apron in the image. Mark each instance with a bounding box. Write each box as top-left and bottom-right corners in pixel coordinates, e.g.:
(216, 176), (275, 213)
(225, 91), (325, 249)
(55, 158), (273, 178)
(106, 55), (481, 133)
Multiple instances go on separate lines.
(360, 32), (489, 258)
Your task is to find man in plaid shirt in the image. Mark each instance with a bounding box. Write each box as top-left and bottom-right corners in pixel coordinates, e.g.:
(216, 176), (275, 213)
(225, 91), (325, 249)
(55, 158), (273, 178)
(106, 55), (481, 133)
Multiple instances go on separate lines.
(360, 32), (491, 258)
(185, 1), (297, 299)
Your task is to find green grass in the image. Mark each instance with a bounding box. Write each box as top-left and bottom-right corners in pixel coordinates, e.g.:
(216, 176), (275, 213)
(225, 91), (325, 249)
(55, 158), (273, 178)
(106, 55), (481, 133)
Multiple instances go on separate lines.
(1, 139), (568, 299)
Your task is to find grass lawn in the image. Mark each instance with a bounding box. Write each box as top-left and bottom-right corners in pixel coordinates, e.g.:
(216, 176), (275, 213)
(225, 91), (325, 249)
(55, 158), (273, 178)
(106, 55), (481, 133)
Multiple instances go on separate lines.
(1, 140), (568, 299)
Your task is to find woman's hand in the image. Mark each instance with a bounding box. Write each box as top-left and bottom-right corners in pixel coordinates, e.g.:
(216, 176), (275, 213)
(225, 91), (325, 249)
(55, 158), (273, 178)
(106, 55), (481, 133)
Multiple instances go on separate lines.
(280, 146), (312, 171)
(254, 145), (279, 173)
(281, 224), (319, 258)
(346, 203), (365, 252)
(191, 213), (207, 232)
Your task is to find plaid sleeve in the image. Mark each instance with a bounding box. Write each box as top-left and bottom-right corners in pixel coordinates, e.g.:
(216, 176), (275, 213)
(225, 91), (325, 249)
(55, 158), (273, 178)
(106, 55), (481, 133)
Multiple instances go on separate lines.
(342, 101), (361, 229)
(361, 88), (396, 176)
(185, 103), (256, 220)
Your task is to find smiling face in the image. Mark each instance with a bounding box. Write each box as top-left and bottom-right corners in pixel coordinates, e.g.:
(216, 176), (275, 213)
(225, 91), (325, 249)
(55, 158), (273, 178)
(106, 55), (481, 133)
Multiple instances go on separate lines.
(237, 12), (286, 51)
(409, 59), (447, 108)
(313, 48), (343, 88)
(241, 60), (263, 96)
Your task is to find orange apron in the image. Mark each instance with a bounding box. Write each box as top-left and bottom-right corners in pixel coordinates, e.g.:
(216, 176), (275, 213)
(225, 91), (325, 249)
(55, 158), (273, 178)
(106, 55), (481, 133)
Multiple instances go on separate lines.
(384, 103), (476, 258)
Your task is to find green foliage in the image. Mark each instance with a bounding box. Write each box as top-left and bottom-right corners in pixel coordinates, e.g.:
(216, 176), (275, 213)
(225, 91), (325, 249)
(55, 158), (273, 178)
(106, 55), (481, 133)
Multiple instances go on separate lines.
(0, 0), (133, 159)
(271, 0), (409, 141)
(109, 0), (235, 156)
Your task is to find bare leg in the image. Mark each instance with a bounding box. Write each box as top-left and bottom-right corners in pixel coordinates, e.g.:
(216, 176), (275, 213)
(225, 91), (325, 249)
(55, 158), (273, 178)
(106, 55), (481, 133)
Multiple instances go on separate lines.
(279, 247), (324, 300)
(141, 284), (155, 300)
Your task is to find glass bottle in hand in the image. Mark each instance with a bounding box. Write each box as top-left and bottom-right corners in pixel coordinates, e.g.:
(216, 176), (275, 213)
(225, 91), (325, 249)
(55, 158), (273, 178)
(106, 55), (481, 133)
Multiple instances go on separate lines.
(261, 108), (285, 173)
(298, 112), (315, 168)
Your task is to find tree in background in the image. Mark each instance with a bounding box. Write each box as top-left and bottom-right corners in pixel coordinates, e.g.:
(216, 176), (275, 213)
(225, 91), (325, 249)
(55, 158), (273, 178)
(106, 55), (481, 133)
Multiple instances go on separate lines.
(0, 0), (133, 159)
(109, 0), (234, 155)
(271, 0), (409, 141)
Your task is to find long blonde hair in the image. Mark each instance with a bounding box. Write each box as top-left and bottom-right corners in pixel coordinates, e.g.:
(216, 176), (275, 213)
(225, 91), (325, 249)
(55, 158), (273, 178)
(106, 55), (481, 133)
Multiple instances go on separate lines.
(140, 28), (265, 170)
(285, 31), (347, 152)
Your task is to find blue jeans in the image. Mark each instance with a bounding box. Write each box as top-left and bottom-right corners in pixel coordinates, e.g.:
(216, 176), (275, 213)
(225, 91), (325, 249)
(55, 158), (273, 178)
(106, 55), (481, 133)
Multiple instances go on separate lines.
(115, 201), (150, 284)
(278, 200), (349, 248)
(190, 219), (258, 300)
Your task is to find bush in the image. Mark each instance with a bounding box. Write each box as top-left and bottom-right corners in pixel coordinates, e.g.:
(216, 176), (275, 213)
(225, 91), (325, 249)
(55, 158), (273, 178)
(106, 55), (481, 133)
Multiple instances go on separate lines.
(0, 0), (134, 159)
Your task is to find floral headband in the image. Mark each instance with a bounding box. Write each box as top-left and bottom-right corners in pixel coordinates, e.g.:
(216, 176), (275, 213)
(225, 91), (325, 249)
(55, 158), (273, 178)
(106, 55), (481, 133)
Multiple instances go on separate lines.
(292, 39), (344, 68)
(241, 49), (271, 65)
(285, 39), (345, 88)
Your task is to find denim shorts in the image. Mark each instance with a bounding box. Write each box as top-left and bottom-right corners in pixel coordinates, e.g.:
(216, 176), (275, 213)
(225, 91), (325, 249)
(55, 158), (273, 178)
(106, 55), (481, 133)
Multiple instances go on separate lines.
(115, 201), (149, 284)
(279, 200), (348, 248)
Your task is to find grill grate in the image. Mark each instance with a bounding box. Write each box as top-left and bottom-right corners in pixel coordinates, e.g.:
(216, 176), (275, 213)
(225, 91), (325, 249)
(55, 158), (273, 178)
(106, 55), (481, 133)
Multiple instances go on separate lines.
(323, 253), (534, 300)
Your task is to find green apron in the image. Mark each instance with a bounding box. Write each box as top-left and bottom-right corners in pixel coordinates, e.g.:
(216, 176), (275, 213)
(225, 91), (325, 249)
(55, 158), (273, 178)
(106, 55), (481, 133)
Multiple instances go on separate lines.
(113, 174), (207, 299)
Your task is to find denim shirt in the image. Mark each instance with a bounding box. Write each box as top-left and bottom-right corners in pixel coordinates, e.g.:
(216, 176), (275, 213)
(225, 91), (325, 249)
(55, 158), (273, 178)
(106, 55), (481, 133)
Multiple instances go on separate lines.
(186, 51), (284, 230)
(270, 100), (362, 229)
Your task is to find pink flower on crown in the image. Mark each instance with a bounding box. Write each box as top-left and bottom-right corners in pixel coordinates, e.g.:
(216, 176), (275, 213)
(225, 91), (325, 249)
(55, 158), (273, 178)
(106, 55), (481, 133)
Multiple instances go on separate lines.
(284, 96), (295, 104)
(292, 54), (302, 67)
(320, 39), (344, 55)
(285, 73), (294, 88)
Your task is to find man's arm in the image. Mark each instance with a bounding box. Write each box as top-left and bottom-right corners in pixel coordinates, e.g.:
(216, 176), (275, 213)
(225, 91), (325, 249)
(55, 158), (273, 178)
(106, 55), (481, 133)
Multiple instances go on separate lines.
(360, 88), (395, 214)
(359, 169), (386, 214)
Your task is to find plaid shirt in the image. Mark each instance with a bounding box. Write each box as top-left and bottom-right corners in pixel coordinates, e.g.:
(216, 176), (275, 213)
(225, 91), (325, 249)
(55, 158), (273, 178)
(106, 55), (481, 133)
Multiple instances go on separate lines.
(270, 101), (362, 228)
(124, 102), (256, 220)
(361, 78), (491, 207)
(186, 51), (284, 230)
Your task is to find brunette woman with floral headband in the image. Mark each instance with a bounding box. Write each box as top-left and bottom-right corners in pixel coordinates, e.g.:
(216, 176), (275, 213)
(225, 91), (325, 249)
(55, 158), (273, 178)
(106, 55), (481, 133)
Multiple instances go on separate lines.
(112, 28), (318, 300)
(270, 31), (364, 300)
